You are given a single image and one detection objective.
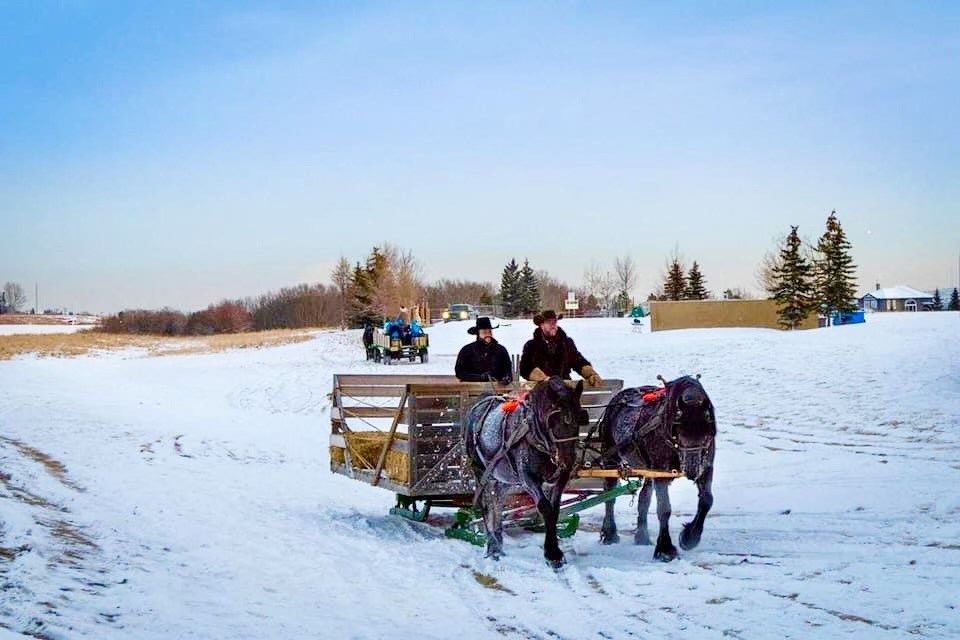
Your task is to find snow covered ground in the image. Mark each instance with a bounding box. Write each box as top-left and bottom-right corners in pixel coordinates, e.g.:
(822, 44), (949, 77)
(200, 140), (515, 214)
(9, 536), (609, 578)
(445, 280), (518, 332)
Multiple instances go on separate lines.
(0, 325), (87, 336)
(1, 313), (958, 639)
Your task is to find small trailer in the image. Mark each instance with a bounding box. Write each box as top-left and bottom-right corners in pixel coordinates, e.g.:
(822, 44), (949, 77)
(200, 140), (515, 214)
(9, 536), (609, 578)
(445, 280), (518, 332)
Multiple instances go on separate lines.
(328, 374), (682, 544)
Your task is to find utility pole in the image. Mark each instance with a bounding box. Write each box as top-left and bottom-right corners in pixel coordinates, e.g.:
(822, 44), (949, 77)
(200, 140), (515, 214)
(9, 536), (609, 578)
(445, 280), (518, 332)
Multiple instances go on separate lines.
(35, 282), (39, 315)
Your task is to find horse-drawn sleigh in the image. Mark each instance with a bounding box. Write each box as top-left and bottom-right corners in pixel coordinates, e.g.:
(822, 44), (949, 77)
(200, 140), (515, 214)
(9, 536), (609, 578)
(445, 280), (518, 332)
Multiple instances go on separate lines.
(329, 373), (715, 566)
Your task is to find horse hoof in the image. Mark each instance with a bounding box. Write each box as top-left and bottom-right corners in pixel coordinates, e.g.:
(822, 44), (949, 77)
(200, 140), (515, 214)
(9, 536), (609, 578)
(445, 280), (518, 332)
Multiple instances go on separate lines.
(679, 524), (700, 550)
(654, 546), (678, 562)
(545, 549), (565, 567)
(600, 531), (620, 545)
(634, 534), (652, 546)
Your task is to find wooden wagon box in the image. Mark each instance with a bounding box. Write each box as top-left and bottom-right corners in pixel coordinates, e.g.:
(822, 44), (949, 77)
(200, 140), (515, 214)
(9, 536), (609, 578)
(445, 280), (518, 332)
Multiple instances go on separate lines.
(329, 374), (623, 506)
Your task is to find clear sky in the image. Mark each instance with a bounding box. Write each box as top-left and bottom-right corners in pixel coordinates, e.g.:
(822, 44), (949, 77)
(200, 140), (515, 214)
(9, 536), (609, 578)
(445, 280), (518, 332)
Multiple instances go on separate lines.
(2, 1), (958, 313)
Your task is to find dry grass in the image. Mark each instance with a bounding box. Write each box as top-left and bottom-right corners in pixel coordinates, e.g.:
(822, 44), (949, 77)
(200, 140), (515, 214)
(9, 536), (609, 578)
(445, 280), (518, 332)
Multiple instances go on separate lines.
(0, 328), (318, 361)
(0, 314), (93, 325)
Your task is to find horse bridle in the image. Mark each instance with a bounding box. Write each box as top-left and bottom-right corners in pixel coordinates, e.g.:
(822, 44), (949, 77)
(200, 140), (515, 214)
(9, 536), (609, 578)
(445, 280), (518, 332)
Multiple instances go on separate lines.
(520, 405), (579, 470)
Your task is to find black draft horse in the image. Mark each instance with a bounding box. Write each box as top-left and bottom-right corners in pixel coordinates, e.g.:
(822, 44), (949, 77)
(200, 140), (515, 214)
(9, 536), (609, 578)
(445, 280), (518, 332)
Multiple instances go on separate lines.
(598, 375), (716, 561)
(465, 377), (588, 568)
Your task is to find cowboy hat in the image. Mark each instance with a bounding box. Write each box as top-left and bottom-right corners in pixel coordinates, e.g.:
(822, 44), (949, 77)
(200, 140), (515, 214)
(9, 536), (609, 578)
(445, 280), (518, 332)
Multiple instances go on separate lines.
(467, 317), (499, 335)
(532, 309), (563, 325)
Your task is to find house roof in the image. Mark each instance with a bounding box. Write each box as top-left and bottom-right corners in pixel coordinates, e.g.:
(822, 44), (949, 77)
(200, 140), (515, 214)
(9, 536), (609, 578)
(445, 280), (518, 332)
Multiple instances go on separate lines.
(861, 286), (933, 300)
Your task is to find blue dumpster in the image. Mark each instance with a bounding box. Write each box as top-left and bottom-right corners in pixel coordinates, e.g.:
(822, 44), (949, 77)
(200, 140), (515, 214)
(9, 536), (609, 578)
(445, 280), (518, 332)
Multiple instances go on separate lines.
(831, 310), (865, 325)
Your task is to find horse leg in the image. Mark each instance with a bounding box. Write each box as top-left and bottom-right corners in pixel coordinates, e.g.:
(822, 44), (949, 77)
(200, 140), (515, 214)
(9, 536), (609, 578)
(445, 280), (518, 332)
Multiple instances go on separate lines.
(482, 480), (505, 560)
(519, 470), (563, 568)
(600, 477), (620, 544)
(548, 469), (570, 525)
(634, 477), (654, 546)
(680, 465), (713, 551)
(652, 479), (678, 562)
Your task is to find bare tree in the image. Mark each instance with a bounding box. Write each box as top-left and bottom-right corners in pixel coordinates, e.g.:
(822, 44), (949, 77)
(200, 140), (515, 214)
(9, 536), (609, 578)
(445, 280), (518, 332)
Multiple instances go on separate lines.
(331, 256), (352, 329)
(372, 243), (424, 320)
(756, 249), (781, 298)
(424, 279), (494, 309)
(3, 282), (26, 312)
(536, 270), (571, 312)
(613, 254), (638, 312)
(613, 255), (637, 298)
(584, 261), (617, 314)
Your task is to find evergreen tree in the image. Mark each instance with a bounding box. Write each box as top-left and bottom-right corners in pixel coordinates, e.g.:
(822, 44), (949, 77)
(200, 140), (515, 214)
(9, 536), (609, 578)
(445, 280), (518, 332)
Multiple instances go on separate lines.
(684, 261), (709, 300)
(772, 225), (815, 329)
(350, 261), (375, 326)
(663, 258), (686, 301)
(932, 288), (943, 311)
(500, 259), (521, 318)
(813, 210), (858, 319)
(519, 259), (540, 315)
(949, 288), (960, 311)
(616, 290), (631, 313)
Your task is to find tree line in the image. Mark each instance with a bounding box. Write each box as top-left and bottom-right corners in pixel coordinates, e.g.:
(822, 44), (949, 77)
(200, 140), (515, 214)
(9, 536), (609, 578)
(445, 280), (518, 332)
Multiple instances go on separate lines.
(767, 210), (859, 328)
(647, 250), (711, 302)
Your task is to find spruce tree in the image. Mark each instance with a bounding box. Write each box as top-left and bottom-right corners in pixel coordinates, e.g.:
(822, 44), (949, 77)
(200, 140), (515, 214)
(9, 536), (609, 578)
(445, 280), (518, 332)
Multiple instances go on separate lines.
(663, 258), (686, 301)
(772, 226), (815, 329)
(949, 288), (960, 311)
(813, 210), (858, 318)
(932, 288), (943, 311)
(350, 262), (374, 326)
(519, 259), (540, 315)
(500, 259), (520, 318)
(685, 261), (709, 300)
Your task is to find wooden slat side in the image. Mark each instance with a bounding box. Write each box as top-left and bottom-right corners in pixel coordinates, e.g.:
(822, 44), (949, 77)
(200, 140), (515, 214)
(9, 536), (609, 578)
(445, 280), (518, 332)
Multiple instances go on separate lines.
(338, 385), (408, 398)
(334, 406), (407, 419)
(334, 374), (460, 386)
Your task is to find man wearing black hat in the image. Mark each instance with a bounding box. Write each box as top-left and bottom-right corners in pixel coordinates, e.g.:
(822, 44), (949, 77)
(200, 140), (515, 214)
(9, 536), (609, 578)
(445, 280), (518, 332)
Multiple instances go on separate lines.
(455, 317), (513, 384)
(519, 309), (603, 386)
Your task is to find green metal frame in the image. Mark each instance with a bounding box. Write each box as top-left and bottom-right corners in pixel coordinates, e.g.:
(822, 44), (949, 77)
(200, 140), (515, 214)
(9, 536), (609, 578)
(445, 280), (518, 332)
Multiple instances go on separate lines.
(389, 495), (432, 522)
(436, 479), (642, 547)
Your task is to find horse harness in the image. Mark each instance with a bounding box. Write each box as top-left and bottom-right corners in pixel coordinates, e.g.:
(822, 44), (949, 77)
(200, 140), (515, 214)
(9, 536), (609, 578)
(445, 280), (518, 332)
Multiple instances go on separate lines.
(472, 395), (578, 505)
(585, 383), (712, 476)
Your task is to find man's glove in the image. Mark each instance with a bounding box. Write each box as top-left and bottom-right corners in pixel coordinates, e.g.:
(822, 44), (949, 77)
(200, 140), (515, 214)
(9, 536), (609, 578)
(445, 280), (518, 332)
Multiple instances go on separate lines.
(526, 367), (548, 382)
(581, 365), (603, 387)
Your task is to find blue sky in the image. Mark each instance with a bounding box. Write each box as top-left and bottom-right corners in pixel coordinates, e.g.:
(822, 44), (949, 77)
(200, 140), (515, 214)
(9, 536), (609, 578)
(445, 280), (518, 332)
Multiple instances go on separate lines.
(2, 1), (958, 312)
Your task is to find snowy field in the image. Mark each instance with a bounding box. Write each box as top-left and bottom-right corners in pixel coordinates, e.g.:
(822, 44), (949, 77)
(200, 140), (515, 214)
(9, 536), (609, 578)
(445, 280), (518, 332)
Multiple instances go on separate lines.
(0, 325), (88, 336)
(1, 313), (958, 639)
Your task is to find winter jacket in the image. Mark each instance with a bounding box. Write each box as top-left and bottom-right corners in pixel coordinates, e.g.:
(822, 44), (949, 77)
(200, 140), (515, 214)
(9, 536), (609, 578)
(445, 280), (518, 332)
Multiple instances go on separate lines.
(455, 338), (513, 383)
(519, 326), (591, 381)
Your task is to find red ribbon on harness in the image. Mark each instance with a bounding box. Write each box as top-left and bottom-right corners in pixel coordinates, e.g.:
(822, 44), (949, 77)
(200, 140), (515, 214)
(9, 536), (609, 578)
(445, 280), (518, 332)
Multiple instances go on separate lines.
(642, 388), (666, 403)
(500, 390), (529, 413)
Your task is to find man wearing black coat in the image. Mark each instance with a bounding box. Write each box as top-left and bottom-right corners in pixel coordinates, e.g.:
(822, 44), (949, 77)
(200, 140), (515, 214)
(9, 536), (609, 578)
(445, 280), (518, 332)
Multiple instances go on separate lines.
(519, 309), (603, 386)
(455, 317), (513, 384)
